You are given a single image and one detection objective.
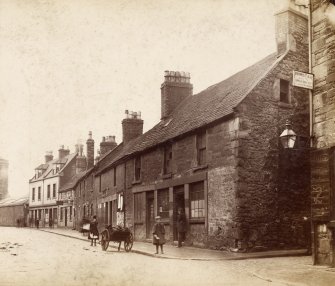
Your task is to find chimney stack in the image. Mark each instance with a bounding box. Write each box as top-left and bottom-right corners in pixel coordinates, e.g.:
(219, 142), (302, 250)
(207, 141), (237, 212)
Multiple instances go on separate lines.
(275, 4), (308, 56)
(95, 149), (101, 164)
(75, 143), (86, 173)
(122, 110), (143, 144)
(58, 145), (67, 159)
(45, 151), (53, 163)
(100, 135), (117, 155)
(161, 71), (192, 119)
(86, 131), (94, 169)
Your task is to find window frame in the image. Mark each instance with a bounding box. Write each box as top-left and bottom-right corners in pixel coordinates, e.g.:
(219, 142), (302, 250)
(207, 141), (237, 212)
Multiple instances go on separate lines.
(52, 183), (56, 198)
(163, 143), (172, 174)
(196, 132), (207, 166)
(279, 79), (290, 104)
(189, 181), (205, 219)
(134, 156), (142, 181)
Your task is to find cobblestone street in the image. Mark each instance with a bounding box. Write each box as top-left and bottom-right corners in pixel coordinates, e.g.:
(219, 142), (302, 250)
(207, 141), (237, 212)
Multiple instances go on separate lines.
(0, 227), (334, 286)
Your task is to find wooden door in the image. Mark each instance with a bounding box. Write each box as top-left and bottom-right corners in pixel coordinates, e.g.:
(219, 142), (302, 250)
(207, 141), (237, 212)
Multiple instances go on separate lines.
(146, 192), (155, 238)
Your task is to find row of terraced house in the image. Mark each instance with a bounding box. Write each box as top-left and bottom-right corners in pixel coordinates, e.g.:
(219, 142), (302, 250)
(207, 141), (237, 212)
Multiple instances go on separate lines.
(27, 2), (335, 267)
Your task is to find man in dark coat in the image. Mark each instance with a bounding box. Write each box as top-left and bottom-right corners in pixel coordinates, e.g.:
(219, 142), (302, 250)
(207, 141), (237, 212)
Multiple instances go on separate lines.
(177, 208), (187, 247)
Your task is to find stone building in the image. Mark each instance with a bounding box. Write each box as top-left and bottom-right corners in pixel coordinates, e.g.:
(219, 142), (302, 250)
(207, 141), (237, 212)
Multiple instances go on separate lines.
(0, 157), (8, 200)
(74, 6), (311, 251)
(310, 0), (335, 266)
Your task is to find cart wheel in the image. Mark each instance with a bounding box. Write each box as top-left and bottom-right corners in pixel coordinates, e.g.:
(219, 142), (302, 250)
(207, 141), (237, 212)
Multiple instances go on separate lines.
(101, 230), (110, 251)
(124, 232), (133, 252)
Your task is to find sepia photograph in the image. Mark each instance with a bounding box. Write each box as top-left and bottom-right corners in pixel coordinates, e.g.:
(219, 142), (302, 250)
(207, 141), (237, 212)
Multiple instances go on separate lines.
(1, 0), (335, 285)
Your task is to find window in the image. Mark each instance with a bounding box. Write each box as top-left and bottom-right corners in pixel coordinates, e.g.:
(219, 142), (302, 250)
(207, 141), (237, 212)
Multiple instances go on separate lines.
(32, 188), (35, 201)
(134, 192), (144, 223)
(280, 79), (290, 103)
(163, 144), (172, 174)
(38, 187), (41, 201)
(134, 156), (141, 181)
(196, 132), (207, 166)
(47, 185), (50, 199)
(157, 189), (169, 219)
(53, 184), (56, 198)
(113, 168), (116, 186)
(190, 181), (205, 218)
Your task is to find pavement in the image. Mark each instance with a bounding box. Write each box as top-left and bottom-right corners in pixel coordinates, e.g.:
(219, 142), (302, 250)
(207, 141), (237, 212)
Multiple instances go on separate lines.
(38, 227), (309, 261)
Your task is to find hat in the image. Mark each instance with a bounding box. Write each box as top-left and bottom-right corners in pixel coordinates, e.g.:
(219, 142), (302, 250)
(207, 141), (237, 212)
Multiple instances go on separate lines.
(155, 216), (161, 219)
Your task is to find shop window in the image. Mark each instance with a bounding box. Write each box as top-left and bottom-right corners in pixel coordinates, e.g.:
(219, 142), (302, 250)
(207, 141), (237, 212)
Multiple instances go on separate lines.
(32, 188), (35, 201)
(190, 181), (205, 218)
(60, 208), (63, 221)
(196, 132), (207, 166)
(134, 192), (144, 223)
(280, 79), (290, 103)
(157, 189), (169, 219)
(134, 156), (141, 181)
(163, 144), (172, 174)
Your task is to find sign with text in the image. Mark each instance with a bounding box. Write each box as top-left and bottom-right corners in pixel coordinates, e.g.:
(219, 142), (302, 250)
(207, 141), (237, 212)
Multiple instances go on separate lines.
(293, 71), (314, 90)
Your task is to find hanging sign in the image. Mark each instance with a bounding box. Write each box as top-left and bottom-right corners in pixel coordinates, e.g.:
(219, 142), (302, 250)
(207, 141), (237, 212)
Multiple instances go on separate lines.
(293, 71), (314, 90)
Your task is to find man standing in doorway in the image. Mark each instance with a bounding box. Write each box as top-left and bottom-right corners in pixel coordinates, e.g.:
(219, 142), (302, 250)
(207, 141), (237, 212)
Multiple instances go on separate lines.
(177, 208), (187, 248)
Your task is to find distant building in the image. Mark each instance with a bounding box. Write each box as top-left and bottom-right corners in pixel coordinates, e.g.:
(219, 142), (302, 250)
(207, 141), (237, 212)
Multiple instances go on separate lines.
(0, 196), (29, 227)
(29, 145), (86, 228)
(0, 157), (8, 200)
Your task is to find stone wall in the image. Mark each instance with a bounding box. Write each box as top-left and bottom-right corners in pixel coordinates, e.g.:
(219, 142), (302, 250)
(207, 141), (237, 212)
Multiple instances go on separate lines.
(234, 49), (310, 250)
(312, 0), (335, 148)
(311, 0), (335, 266)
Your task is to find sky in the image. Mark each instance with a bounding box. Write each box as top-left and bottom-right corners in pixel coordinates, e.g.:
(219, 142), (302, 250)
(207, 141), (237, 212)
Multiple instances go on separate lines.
(0, 0), (291, 198)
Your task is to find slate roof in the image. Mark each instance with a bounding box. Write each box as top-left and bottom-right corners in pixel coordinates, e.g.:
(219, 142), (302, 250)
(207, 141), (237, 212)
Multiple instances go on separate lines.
(0, 196), (29, 207)
(59, 167), (94, 192)
(30, 153), (77, 182)
(96, 52), (283, 175)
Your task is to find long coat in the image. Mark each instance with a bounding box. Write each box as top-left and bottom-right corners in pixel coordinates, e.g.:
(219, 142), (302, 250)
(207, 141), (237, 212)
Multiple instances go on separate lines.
(89, 221), (99, 239)
(152, 223), (165, 245)
(177, 213), (187, 233)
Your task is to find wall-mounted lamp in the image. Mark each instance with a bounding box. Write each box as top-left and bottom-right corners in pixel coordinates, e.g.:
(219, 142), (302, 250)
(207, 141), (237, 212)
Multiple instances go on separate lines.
(280, 120), (297, 149)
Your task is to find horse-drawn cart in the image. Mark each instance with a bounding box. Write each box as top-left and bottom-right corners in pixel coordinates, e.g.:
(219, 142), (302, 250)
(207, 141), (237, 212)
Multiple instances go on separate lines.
(100, 225), (133, 252)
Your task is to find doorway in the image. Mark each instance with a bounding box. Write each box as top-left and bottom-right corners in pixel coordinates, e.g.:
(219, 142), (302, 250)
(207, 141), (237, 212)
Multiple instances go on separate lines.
(173, 186), (185, 241)
(146, 192), (155, 239)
